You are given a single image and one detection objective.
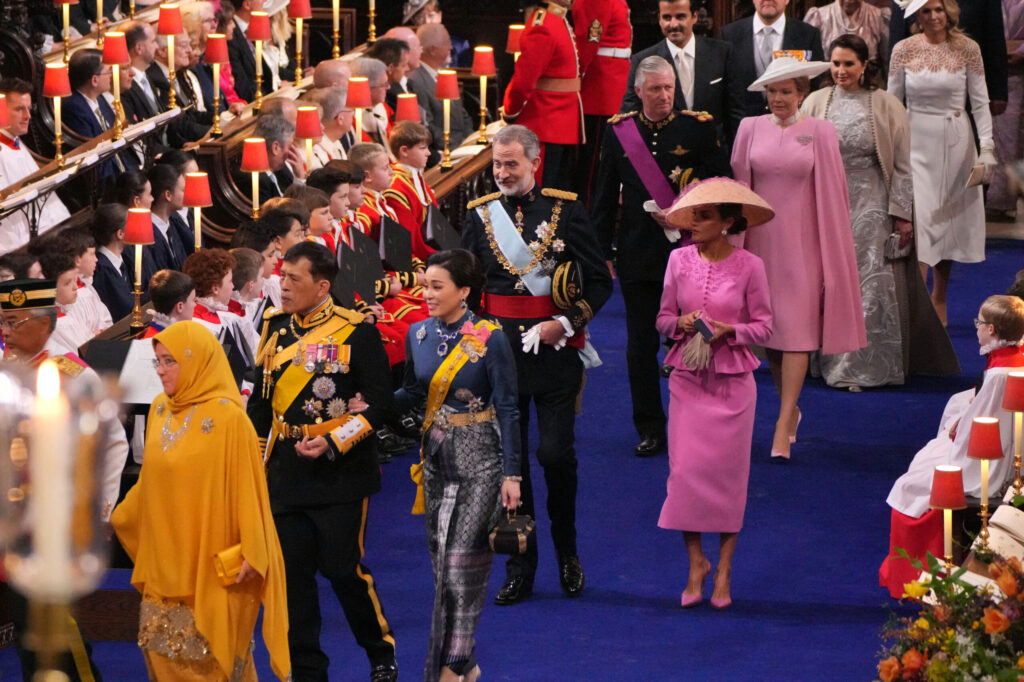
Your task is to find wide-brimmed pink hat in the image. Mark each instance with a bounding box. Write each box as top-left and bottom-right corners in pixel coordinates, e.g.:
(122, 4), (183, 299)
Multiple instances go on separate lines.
(666, 177), (775, 230)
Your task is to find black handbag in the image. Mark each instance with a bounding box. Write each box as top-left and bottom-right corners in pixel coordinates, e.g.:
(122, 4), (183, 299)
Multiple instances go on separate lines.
(489, 511), (536, 555)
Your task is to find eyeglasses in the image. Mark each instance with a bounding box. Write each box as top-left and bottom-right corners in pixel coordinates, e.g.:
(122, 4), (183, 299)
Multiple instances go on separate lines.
(151, 358), (179, 370)
(0, 317), (34, 331)
(975, 318), (992, 328)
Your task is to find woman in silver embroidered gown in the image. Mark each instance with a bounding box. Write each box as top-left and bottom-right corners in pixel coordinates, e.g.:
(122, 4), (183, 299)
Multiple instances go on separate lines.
(802, 34), (915, 390)
(390, 249), (521, 682)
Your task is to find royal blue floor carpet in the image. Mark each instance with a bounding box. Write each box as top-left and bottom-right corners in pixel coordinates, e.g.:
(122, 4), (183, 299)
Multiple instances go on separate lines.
(1, 239), (1020, 681)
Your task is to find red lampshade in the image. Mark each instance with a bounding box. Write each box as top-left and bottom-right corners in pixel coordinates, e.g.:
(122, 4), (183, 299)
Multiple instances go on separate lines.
(43, 63), (71, 98)
(295, 106), (322, 139)
(124, 208), (154, 245)
(0, 95), (9, 130)
(506, 24), (524, 54)
(346, 77), (372, 109)
(241, 138), (270, 172)
(288, 0), (311, 19)
(929, 465), (967, 510)
(435, 70), (459, 100)
(967, 417), (1003, 460)
(1004, 372), (1024, 412)
(394, 93), (420, 122)
(157, 4), (183, 36)
(247, 11), (271, 42)
(472, 46), (496, 77)
(204, 33), (229, 64)
(183, 172), (212, 207)
(53, 0), (79, 5)
(102, 32), (130, 65)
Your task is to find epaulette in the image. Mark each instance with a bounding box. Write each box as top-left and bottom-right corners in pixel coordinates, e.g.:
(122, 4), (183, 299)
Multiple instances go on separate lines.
(333, 306), (365, 325)
(531, 8), (546, 26)
(53, 354), (86, 377)
(542, 188), (578, 201)
(607, 111), (638, 124)
(467, 191), (502, 209)
(263, 306), (284, 320)
(680, 109), (715, 123)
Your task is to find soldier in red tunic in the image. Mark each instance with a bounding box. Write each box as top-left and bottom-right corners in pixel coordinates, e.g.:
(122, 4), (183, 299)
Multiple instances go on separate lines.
(501, 0), (585, 190)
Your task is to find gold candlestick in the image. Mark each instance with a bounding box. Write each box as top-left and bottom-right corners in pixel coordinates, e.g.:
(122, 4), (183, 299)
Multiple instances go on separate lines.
(477, 75), (488, 144)
(332, 0), (340, 58)
(441, 98), (452, 170)
(129, 0), (134, 19)
(254, 40), (264, 112)
(96, 16), (104, 46)
(130, 245), (144, 334)
(62, 4), (71, 64)
(167, 35), (177, 109)
(368, 0), (376, 42)
(294, 18), (304, 87)
(251, 173), (260, 218)
(211, 63), (222, 135)
(53, 96), (64, 167)
(111, 64), (123, 141)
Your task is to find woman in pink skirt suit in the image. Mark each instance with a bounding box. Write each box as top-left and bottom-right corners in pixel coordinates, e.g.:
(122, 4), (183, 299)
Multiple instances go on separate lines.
(656, 178), (774, 609)
(731, 58), (867, 460)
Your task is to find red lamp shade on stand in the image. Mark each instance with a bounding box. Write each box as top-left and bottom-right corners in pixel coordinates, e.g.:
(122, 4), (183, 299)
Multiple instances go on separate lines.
(930, 464), (966, 574)
(968, 416), (1003, 551)
(506, 24), (524, 61)
(247, 12), (272, 111)
(295, 106), (322, 171)
(43, 63), (71, 167)
(394, 93), (419, 123)
(157, 4), (184, 109)
(242, 138), (270, 218)
(102, 31), (130, 140)
(435, 70), (459, 170)
(347, 77), (372, 142)
(204, 33), (228, 136)
(288, 0), (312, 87)
(0, 94), (8, 130)
(471, 46), (496, 144)
(124, 207), (153, 334)
(1004, 371), (1024, 495)
(183, 173), (212, 250)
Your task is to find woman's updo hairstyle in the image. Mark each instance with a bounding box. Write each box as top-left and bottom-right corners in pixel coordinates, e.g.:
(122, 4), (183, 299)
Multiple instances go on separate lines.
(717, 203), (749, 235)
(828, 34), (881, 90)
(426, 248), (486, 312)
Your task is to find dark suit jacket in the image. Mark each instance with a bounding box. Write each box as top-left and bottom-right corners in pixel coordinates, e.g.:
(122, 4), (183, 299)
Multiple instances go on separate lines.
(192, 63), (227, 115)
(621, 36), (745, 144)
(232, 168), (291, 207)
(63, 92), (137, 180)
(888, 0), (1007, 102)
(69, 0), (119, 35)
(406, 65), (475, 154)
(145, 63), (211, 146)
(226, 18), (283, 103)
(720, 16), (825, 117)
(93, 252), (135, 321)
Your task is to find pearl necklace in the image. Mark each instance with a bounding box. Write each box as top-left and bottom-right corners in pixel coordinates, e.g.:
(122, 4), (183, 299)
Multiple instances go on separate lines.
(770, 112), (801, 127)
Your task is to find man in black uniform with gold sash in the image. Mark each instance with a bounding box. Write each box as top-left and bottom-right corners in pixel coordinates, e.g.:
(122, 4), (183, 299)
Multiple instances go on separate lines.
(246, 243), (399, 682)
(461, 125), (612, 606)
(592, 54), (731, 458)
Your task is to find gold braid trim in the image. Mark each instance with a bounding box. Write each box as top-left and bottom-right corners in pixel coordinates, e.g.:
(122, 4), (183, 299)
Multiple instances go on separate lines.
(541, 187), (577, 201)
(467, 191), (502, 209)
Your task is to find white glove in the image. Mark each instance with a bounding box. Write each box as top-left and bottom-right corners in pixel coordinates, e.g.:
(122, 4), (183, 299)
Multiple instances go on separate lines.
(521, 324), (542, 355)
(553, 336), (568, 351)
(979, 148), (999, 182)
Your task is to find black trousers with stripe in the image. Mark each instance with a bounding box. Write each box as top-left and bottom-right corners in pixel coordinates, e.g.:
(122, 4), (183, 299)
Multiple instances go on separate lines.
(274, 499), (395, 681)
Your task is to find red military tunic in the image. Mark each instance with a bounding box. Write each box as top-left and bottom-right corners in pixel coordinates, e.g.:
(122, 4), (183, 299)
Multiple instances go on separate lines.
(502, 2), (584, 144)
(573, 0), (633, 117)
(383, 164), (438, 262)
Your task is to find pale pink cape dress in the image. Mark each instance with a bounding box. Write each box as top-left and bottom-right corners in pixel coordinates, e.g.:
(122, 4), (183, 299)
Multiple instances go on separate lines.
(731, 115), (866, 355)
(656, 246), (773, 533)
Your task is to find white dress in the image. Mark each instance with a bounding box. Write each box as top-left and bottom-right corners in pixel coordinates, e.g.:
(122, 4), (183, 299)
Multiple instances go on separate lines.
(887, 34), (993, 266)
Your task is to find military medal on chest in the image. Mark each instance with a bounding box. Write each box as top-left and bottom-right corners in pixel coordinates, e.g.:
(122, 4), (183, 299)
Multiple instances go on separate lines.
(295, 336), (351, 374)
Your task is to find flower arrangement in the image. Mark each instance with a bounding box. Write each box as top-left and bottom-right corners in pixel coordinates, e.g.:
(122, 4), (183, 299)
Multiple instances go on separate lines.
(877, 551), (1024, 681)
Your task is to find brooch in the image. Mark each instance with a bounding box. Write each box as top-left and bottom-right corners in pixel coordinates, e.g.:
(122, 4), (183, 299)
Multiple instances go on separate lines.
(327, 397), (348, 419)
(669, 166), (683, 183)
(156, 403), (165, 416)
(312, 376), (336, 400)
(539, 257), (557, 277)
(201, 418), (214, 434)
(303, 399), (323, 418)
(552, 239), (565, 253)
(416, 326), (426, 344)
(797, 135), (814, 146)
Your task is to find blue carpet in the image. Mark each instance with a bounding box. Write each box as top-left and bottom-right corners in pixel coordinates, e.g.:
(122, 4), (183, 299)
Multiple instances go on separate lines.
(1, 239), (1020, 681)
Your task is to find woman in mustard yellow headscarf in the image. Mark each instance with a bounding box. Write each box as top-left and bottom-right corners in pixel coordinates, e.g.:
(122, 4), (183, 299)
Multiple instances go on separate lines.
(111, 321), (290, 681)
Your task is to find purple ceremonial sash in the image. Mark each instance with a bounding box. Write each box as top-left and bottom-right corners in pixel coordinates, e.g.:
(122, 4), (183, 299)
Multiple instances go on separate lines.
(611, 117), (678, 209)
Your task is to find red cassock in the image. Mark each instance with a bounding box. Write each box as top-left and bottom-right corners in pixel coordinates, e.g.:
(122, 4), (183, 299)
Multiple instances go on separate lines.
(383, 165), (437, 262)
(573, 0), (633, 117)
(502, 3), (584, 144)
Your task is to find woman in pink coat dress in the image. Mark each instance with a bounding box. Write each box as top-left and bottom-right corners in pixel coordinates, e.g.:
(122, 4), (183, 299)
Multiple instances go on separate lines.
(656, 178), (774, 609)
(731, 57), (867, 460)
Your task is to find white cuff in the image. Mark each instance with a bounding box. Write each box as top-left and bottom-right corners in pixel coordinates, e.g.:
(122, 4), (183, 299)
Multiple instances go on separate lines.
(554, 315), (574, 337)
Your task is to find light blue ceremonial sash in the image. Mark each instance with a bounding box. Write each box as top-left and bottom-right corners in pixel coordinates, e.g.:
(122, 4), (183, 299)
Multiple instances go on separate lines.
(476, 199), (552, 296)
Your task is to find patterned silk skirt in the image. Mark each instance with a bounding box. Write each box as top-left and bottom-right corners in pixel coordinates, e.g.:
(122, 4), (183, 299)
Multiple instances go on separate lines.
(422, 419), (503, 681)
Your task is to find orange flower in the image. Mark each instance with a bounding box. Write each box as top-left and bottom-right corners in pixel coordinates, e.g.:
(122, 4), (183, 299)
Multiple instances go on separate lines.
(991, 562), (1004, 579)
(878, 656), (900, 682)
(901, 649), (926, 673)
(999, 571), (1020, 597)
(933, 605), (951, 623)
(983, 606), (1012, 634)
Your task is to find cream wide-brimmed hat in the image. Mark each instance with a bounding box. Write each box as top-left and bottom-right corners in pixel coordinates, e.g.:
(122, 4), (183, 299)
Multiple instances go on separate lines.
(665, 178), (775, 230)
(747, 56), (831, 92)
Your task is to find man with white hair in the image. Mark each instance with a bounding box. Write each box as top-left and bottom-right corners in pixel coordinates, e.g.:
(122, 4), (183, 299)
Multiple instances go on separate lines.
(351, 57), (393, 153)
(461, 124), (612, 606)
(408, 23), (474, 160)
(305, 86), (353, 168)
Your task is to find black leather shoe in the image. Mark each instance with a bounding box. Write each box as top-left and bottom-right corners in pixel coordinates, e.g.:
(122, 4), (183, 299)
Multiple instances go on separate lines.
(494, 575), (533, 605)
(634, 435), (665, 458)
(559, 556), (585, 597)
(370, 661), (398, 682)
(377, 427), (416, 456)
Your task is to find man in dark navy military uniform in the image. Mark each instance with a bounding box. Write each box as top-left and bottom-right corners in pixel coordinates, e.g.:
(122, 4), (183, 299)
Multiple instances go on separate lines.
(461, 125), (612, 606)
(592, 54), (731, 458)
(247, 242), (399, 682)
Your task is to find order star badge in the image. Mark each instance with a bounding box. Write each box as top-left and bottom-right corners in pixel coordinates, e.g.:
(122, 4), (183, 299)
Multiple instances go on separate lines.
(669, 166), (683, 184)
(552, 239), (565, 253)
(201, 418), (213, 433)
(304, 399), (323, 418)
(327, 397), (348, 419)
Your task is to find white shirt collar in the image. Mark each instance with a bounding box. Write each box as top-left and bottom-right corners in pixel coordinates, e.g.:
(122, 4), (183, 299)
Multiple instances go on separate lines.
(234, 14), (249, 33)
(753, 12), (786, 35)
(98, 246), (123, 271)
(665, 34), (695, 61)
(79, 90), (100, 108)
(420, 62), (438, 81)
(151, 212), (170, 238)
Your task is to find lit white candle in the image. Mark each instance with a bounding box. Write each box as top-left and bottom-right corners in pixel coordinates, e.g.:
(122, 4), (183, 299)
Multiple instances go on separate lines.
(212, 62), (220, 113)
(443, 98), (450, 135)
(981, 458), (990, 505)
(353, 108), (362, 143)
(332, 0), (339, 31)
(31, 360), (72, 599)
(112, 64), (120, 104)
(479, 76), (487, 111)
(943, 508), (953, 566)
(369, 0), (374, 12)
(134, 245), (142, 287)
(194, 207), (202, 250)
(53, 96), (62, 148)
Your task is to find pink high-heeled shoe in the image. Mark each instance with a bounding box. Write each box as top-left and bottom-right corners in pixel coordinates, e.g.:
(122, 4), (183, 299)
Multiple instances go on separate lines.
(681, 559), (711, 608)
(789, 409), (802, 444)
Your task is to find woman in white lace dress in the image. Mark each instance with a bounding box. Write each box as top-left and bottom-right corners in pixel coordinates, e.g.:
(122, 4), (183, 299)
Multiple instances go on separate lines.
(887, 0), (997, 326)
